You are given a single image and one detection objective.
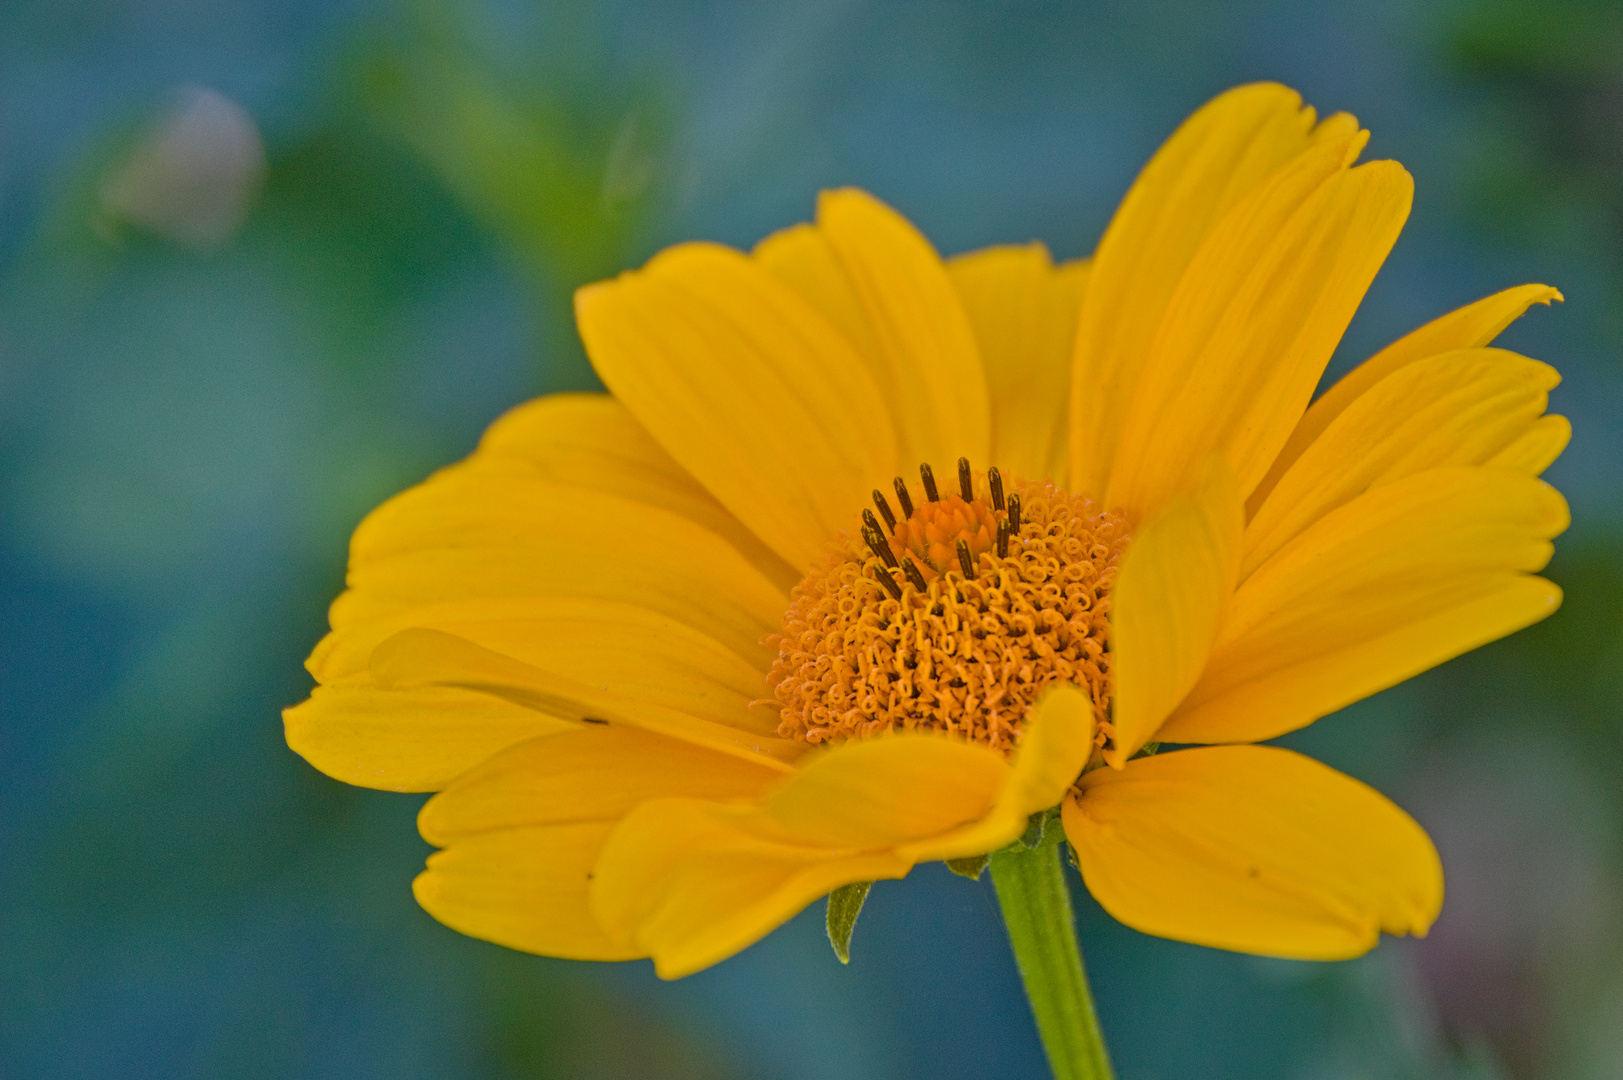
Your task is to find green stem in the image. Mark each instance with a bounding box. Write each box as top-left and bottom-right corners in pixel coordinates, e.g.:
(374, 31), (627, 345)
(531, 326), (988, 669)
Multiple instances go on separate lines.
(989, 835), (1115, 1080)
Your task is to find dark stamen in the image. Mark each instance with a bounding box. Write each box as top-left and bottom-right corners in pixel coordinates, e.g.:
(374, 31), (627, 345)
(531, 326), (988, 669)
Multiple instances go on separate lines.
(893, 477), (915, 519)
(919, 463), (940, 502)
(901, 557), (928, 592)
(862, 525), (898, 567)
(872, 566), (903, 600)
(958, 457), (973, 501)
(988, 467), (1005, 511)
(871, 490), (897, 532)
(1007, 493), (1022, 534)
(956, 539), (974, 578)
(996, 517), (1011, 558)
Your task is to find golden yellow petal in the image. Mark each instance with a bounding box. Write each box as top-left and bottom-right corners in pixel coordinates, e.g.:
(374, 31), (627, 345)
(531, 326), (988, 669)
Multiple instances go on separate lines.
(590, 799), (794, 945)
(335, 542), (779, 672)
(283, 682), (573, 792)
(1107, 459), (1243, 765)
(1171, 577), (1561, 747)
(1064, 745), (1442, 959)
(1253, 283), (1563, 507)
(590, 798), (910, 978)
(753, 222), (884, 371)
(1243, 348), (1562, 577)
(418, 725), (785, 845)
(1161, 467), (1568, 744)
(576, 241), (900, 570)
(1487, 413), (1571, 474)
(366, 628), (804, 768)
(331, 459), (787, 670)
(900, 682), (1097, 862)
(311, 596), (771, 736)
(763, 734), (1008, 849)
(815, 188), (992, 468)
(478, 392), (796, 586)
(587, 689), (1095, 978)
(995, 683), (1100, 818)
(414, 821), (642, 961)
(647, 849), (916, 981)
(1106, 148), (1412, 518)
(1069, 82), (1330, 497)
(947, 244), (1088, 481)
(1308, 111), (1362, 147)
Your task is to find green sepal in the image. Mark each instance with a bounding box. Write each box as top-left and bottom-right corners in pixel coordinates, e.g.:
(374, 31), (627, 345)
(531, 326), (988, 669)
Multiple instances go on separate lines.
(945, 853), (990, 879)
(946, 806), (1066, 881)
(998, 805), (1062, 855)
(825, 881), (873, 963)
(1020, 806), (1056, 850)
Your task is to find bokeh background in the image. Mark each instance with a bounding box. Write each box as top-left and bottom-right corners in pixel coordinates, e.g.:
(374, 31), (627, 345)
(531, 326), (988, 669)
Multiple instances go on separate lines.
(4, 1), (1622, 1077)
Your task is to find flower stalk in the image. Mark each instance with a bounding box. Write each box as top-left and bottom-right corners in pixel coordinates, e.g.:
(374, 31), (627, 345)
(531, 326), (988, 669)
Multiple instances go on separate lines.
(990, 821), (1115, 1080)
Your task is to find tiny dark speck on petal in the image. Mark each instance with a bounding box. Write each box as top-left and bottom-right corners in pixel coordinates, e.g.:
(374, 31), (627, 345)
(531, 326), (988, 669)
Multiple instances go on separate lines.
(582, 716), (609, 725)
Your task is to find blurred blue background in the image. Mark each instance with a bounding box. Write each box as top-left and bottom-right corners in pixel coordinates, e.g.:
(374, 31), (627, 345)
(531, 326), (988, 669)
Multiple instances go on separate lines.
(4, 1), (1622, 1077)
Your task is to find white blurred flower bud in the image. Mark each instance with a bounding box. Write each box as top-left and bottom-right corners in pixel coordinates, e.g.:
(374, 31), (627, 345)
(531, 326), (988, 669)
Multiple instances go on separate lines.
(100, 86), (266, 249)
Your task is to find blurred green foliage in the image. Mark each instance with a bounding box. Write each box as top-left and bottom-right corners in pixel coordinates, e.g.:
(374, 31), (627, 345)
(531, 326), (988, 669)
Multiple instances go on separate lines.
(353, 0), (669, 389)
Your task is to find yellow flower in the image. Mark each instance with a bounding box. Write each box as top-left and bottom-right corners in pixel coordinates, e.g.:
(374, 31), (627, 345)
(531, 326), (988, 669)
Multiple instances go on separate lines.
(286, 83), (1570, 979)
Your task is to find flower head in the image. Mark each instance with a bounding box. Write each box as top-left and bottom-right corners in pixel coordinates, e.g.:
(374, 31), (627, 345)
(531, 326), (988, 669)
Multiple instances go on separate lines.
(286, 83), (1569, 978)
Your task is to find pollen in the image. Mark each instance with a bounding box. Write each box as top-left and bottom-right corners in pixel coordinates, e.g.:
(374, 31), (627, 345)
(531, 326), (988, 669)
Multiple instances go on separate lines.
(767, 461), (1131, 753)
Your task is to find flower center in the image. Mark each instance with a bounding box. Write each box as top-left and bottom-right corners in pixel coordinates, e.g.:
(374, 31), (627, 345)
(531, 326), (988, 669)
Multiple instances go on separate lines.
(767, 459), (1131, 752)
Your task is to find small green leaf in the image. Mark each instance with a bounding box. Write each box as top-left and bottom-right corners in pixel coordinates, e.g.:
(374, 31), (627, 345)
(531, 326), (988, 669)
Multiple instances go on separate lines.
(945, 853), (990, 879)
(826, 881), (873, 963)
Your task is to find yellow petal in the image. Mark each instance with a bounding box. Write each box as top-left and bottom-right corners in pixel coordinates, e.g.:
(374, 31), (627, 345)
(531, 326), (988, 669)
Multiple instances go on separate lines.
(1069, 82), (1330, 497)
(947, 244), (1088, 481)
(336, 542), (780, 673)
(763, 734), (1008, 849)
(414, 821), (641, 960)
(752, 222), (884, 373)
(591, 798), (911, 978)
(639, 846), (911, 981)
(588, 686), (1096, 977)
(764, 683), (1097, 860)
(995, 683), (1100, 818)
(815, 188), (992, 468)
(1487, 413), (1571, 474)
(1253, 284), (1563, 508)
(1107, 148), (1412, 517)
(335, 459), (786, 668)
(331, 460), (787, 671)
(418, 725), (785, 844)
(478, 392), (796, 586)
(1064, 745), (1442, 959)
(1243, 348), (1562, 576)
(366, 628), (804, 768)
(902, 682), (1097, 862)
(283, 682), (573, 792)
(1161, 467), (1568, 744)
(312, 595), (772, 735)
(1108, 459), (1243, 765)
(576, 241), (899, 570)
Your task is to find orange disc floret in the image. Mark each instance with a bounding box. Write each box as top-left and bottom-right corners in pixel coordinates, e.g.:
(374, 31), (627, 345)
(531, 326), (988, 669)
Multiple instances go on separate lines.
(767, 477), (1130, 752)
(887, 493), (1000, 578)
